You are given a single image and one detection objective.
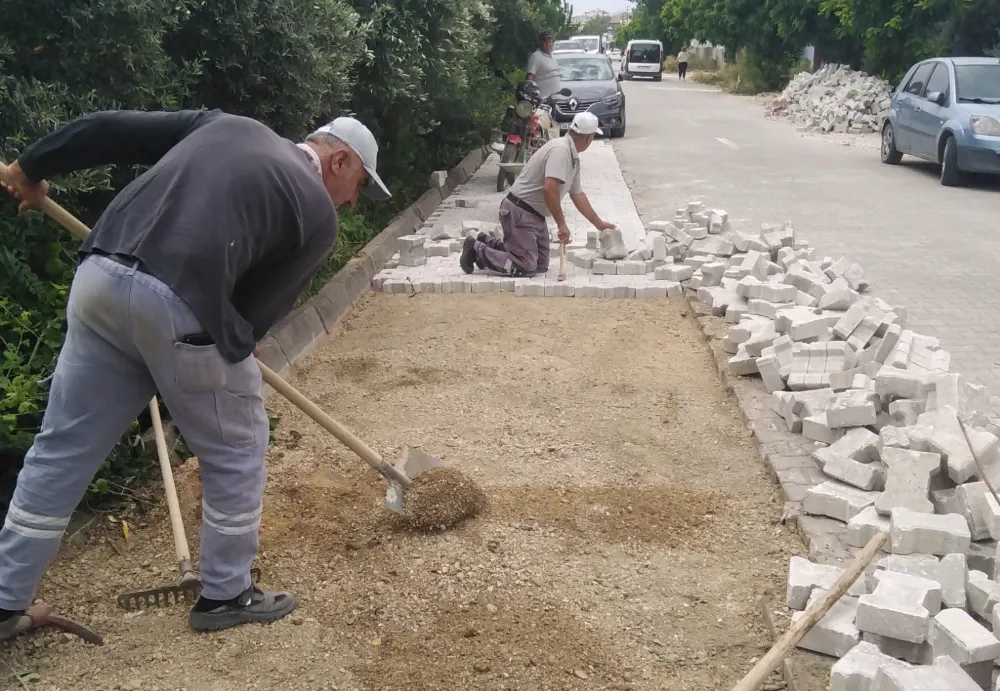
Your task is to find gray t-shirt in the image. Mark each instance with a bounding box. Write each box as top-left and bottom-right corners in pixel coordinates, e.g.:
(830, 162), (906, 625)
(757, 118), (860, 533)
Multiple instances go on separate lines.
(509, 135), (582, 217)
(526, 49), (561, 99)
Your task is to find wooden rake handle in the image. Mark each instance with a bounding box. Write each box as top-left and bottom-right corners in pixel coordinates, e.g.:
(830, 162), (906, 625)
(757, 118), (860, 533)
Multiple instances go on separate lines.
(730, 532), (887, 691)
(0, 159), (411, 491)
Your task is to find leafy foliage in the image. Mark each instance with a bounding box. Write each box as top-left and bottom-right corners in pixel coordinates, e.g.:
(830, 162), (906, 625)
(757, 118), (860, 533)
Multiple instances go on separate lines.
(0, 0), (566, 511)
(622, 0), (999, 93)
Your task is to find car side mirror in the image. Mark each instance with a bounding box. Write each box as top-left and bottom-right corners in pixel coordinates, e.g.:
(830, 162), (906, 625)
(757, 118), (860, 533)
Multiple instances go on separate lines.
(616, 72), (624, 81)
(927, 91), (946, 105)
(558, 87), (572, 97)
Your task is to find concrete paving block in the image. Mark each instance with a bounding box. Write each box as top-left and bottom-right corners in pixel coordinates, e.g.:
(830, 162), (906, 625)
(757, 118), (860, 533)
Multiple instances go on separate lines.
(787, 555), (868, 610)
(635, 284), (667, 299)
(655, 264), (694, 281)
(729, 346), (759, 376)
(500, 278), (516, 293)
(793, 589), (860, 658)
(848, 506), (892, 551)
(514, 280), (544, 297)
(930, 608), (1000, 665)
(574, 282), (607, 299)
(957, 482), (994, 541)
(874, 654), (982, 690)
(619, 260), (648, 275)
(803, 414), (847, 444)
(664, 281), (683, 298)
(866, 570), (943, 615)
(876, 447), (941, 516)
(828, 389), (879, 428)
(857, 579), (932, 643)
(967, 570), (1000, 619)
(907, 407), (979, 484)
(547, 281), (575, 297)
(831, 640), (913, 691)
(890, 508), (971, 556)
(826, 455), (886, 491)
(931, 488), (962, 516)
(805, 480), (880, 522)
(591, 259), (618, 275)
(382, 278), (413, 294)
(882, 553), (967, 610)
(888, 400), (925, 426)
(472, 277), (502, 293)
(876, 367), (934, 401)
(862, 632), (935, 665)
(606, 283), (635, 299)
(815, 428), (881, 467)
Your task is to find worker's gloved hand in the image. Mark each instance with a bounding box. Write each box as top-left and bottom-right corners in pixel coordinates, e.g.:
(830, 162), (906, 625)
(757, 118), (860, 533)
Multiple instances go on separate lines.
(1, 160), (49, 215)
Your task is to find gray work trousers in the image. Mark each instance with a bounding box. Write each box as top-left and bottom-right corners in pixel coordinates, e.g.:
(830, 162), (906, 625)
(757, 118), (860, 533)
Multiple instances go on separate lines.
(0, 254), (268, 609)
(475, 197), (550, 275)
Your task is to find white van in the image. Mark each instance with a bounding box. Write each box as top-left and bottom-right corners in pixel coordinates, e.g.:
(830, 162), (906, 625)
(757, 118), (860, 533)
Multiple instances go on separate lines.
(623, 39), (664, 81)
(570, 34), (604, 55)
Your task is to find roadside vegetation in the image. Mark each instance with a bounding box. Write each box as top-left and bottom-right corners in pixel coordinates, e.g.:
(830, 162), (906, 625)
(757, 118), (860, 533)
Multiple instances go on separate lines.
(617, 0), (1000, 93)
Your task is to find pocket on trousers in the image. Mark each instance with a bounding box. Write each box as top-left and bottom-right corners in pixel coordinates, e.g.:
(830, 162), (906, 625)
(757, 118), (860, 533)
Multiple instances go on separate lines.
(173, 342), (227, 394)
(215, 390), (257, 449)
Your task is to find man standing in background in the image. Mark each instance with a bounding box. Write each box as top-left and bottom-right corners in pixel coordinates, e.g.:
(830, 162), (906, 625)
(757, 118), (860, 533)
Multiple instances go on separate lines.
(526, 30), (562, 99)
(677, 46), (690, 81)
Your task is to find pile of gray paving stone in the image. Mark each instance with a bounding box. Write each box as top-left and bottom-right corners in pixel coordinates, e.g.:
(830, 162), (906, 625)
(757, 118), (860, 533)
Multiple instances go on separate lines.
(673, 198), (1000, 689)
(768, 63), (893, 135)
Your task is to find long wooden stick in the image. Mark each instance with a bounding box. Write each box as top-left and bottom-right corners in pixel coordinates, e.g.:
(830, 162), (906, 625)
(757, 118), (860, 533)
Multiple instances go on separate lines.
(958, 416), (1000, 508)
(730, 532), (887, 691)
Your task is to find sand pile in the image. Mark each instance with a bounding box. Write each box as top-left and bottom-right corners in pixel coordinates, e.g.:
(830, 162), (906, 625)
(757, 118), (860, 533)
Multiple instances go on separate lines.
(393, 467), (487, 531)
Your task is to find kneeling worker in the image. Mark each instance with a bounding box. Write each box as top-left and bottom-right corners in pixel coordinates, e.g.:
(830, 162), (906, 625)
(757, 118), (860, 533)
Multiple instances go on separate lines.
(461, 112), (616, 276)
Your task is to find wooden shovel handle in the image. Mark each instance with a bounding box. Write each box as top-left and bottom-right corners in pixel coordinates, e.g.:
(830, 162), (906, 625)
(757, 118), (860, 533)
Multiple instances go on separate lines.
(257, 361), (411, 487)
(730, 531), (887, 691)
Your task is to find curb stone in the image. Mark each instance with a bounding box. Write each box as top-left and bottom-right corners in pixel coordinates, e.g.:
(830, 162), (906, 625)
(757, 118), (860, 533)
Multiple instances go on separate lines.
(258, 146), (489, 396)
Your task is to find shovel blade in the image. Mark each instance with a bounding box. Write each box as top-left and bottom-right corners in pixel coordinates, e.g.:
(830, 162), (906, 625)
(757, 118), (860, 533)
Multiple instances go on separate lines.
(382, 446), (444, 513)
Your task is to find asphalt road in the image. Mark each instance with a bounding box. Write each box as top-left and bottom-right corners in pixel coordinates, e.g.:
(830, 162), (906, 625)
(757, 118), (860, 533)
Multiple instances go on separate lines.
(612, 73), (1000, 401)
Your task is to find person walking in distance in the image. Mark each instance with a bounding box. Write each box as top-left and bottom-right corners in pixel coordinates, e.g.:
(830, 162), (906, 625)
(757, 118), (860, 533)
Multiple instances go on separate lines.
(525, 30), (562, 99)
(0, 108), (390, 636)
(677, 46), (690, 80)
(460, 112), (616, 277)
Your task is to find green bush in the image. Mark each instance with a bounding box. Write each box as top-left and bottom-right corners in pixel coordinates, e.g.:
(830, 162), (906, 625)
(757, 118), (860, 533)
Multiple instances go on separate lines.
(1, 0), (569, 512)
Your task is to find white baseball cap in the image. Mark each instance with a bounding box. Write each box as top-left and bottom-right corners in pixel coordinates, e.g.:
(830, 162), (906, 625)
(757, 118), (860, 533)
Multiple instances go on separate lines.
(570, 112), (603, 136)
(313, 117), (391, 200)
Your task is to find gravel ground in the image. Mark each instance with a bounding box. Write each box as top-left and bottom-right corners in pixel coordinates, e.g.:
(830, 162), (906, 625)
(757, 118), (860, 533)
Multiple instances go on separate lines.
(3, 293), (806, 691)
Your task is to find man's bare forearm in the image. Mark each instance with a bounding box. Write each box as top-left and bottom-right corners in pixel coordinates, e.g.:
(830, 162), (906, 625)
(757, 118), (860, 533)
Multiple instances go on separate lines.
(570, 192), (604, 229)
(543, 182), (566, 227)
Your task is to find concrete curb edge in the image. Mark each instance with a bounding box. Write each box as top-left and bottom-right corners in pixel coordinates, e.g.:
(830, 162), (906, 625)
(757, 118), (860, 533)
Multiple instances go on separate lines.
(258, 146), (490, 393)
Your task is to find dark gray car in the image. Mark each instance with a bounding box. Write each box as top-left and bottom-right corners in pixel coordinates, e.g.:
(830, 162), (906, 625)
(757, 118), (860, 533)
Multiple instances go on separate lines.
(551, 53), (626, 138)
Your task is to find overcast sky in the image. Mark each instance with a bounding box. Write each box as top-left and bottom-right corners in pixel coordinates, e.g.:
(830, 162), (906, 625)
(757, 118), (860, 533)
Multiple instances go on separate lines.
(572, 0), (633, 19)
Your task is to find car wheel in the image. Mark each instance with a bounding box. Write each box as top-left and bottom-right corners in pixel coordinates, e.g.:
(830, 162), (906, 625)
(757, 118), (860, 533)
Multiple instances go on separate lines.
(940, 135), (962, 187)
(496, 142), (518, 193)
(654, 74), (662, 82)
(610, 112), (626, 138)
(880, 122), (902, 165)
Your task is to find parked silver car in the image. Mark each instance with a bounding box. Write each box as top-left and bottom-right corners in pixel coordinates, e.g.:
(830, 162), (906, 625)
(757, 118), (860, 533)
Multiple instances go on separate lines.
(881, 56), (1000, 186)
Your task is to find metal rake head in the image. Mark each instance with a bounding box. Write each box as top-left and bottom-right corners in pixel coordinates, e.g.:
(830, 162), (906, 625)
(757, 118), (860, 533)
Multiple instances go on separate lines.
(116, 568), (262, 611)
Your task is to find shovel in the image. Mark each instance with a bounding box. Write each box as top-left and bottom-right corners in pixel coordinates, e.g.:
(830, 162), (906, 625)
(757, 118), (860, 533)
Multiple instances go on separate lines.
(0, 160), (442, 515)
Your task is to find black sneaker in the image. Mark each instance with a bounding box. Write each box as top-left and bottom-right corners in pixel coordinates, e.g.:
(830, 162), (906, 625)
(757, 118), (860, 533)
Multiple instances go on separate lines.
(0, 611), (25, 640)
(189, 586), (296, 632)
(460, 237), (477, 274)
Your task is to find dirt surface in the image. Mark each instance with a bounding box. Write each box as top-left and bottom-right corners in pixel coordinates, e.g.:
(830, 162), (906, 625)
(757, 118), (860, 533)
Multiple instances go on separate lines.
(3, 294), (804, 691)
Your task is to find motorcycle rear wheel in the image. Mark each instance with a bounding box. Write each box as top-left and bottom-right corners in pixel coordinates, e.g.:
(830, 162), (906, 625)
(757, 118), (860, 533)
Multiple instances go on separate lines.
(496, 142), (519, 193)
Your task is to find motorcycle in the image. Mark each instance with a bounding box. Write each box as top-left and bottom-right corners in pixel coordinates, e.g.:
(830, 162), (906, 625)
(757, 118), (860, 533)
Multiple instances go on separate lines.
(495, 83), (571, 193)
